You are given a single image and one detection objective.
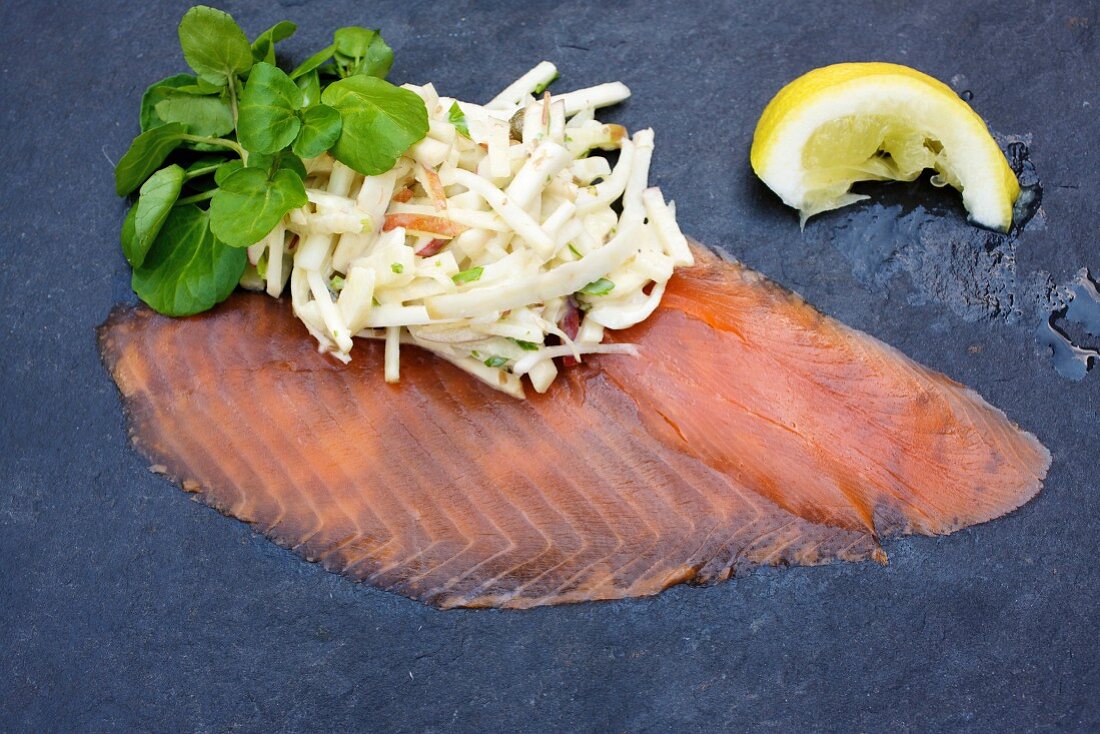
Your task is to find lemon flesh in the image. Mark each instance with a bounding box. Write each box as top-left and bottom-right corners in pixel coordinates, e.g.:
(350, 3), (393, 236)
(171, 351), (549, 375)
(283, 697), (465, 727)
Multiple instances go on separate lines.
(751, 62), (1020, 232)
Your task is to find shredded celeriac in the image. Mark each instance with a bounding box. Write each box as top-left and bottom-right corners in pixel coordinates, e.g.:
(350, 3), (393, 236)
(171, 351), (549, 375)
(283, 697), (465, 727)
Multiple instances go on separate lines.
(241, 61), (693, 398)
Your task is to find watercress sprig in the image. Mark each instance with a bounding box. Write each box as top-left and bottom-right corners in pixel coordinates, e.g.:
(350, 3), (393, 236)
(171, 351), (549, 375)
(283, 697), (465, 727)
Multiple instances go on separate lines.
(114, 4), (429, 316)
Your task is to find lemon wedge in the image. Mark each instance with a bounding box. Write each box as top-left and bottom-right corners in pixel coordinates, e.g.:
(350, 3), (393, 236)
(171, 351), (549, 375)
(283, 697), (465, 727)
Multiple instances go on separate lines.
(751, 62), (1020, 232)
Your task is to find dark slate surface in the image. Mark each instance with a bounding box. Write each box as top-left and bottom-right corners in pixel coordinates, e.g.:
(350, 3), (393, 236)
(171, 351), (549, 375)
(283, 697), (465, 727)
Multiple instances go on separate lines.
(2, 1), (1097, 731)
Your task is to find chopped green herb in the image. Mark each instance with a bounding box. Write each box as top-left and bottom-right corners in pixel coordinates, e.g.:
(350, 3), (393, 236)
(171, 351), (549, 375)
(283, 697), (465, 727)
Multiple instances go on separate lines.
(579, 277), (615, 296)
(568, 243), (582, 258)
(452, 266), (483, 284)
(391, 262), (404, 274)
(470, 350), (481, 359)
(330, 274), (345, 290)
(448, 101), (470, 138)
(509, 338), (540, 351)
(532, 72), (559, 95)
(484, 355), (509, 368)
(238, 263), (264, 291)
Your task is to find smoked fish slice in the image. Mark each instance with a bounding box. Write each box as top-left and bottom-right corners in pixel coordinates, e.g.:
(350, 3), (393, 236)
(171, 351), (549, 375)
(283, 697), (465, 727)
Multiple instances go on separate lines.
(609, 245), (1049, 537)
(98, 244), (1049, 609)
(98, 295), (876, 608)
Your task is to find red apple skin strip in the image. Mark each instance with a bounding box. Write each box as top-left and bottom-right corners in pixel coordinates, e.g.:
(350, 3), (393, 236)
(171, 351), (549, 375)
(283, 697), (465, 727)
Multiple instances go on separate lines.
(383, 213), (468, 238)
(421, 165), (448, 210)
(559, 296), (581, 368)
(415, 238), (449, 257)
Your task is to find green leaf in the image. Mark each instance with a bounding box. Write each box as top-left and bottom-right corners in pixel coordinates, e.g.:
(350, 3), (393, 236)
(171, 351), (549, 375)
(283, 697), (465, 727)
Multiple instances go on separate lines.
(390, 263), (403, 274)
(251, 20), (296, 64)
(214, 159), (243, 185)
(121, 204), (137, 264)
(448, 102), (470, 139)
(508, 337), (540, 351)
(246, 150), (306, 180)
(140, 74), (197, 131)
(579, 277), (615, 296)
(115, 122), (189, 196)
(209, 166), (307, 247)
(321, 75), (428, 175)
(237, 62), (304, 154)
(194, 77), (224, 94)
(483, 355), (508, 368)
(292, 104), (342, 158)
(333, 27), (393, 79)
(132, 205), (246, 316)
(125, 164), (185, 267)
(295, 70), (322, 107)
(289, 44), (335, 80)
(164, 83), (219, 95)
(153, 93), (234, 137)
(178, 5), (253, 85)
(452, 266), (483, 284)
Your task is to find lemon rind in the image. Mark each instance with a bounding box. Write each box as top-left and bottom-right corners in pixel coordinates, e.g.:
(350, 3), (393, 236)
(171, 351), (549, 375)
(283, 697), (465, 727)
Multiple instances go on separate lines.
(751, 63), (1020, 231)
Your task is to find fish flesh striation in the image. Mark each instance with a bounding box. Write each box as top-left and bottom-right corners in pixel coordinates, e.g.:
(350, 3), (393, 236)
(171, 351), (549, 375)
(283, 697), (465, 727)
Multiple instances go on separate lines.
(98, 243), (1049, 608)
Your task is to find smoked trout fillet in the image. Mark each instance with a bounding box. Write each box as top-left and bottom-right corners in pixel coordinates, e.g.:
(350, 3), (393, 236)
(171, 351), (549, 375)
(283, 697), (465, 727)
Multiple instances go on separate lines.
(98, 244), (1050, 609)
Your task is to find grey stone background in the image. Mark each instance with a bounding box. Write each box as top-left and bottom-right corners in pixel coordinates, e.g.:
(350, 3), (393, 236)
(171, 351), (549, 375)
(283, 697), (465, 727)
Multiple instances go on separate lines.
(1, 1), (1097, 731)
